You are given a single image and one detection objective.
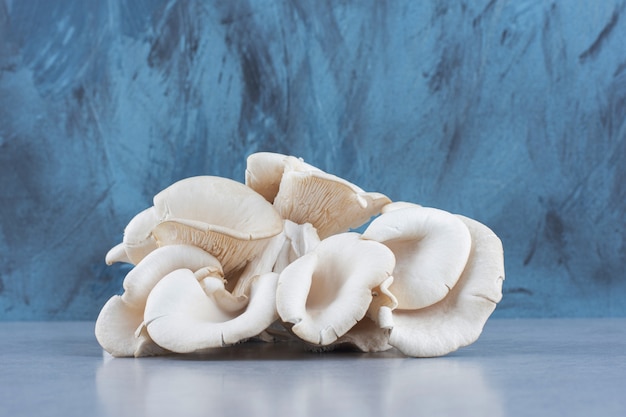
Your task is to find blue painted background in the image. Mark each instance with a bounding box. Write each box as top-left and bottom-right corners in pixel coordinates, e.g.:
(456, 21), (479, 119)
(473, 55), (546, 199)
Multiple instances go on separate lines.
(1, 0), (625, 320)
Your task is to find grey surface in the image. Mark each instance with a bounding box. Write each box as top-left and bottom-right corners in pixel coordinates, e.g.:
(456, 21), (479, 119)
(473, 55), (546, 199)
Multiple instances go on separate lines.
(1, 1), (626, 320)
(0, 319), (625, 417)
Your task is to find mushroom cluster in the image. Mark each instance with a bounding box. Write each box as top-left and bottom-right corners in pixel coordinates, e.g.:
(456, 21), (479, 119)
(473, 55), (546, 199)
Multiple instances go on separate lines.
(95, 152), (505, 358)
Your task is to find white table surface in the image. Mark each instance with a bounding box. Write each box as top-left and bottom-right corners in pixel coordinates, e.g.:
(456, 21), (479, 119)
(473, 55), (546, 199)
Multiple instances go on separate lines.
(0, 319), (624, 417)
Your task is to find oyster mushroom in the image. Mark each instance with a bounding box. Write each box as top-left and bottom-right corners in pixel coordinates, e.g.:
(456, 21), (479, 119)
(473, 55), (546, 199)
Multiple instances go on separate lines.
(106, 207), (160, 265)
(245, 152), (390, 239)
(106, 176), (284, 279)
(276, 232), (395, 346)
(95, 244), (223, 357)
(378, 214), (505, 357)
(244, 152), (314, 203)
(361, 204), (472, 310)
(144, 270), (280, 353)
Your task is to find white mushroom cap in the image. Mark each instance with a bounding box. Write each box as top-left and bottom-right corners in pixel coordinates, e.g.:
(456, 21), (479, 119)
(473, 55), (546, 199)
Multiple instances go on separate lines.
(245, 152), (321, 203)
(245, 152), (391, 239)
(144, 270), (280, 353)
(151, 177), (282, 275)
(106, 176), (284, 275)
(362, 204), (472, 309)
(153, 176), (282, 240)
(95, 244), (222, 357)
(276, 233), (395, 346)
(94, 297), (168, 358)
(106, 207), (160, 265)
(381, 215), (505, 357)
(275, 170), (390, 239)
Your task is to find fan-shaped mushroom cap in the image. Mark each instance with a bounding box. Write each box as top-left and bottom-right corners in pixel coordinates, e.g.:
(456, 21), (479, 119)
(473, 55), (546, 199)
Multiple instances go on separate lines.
(94, 298), (168, 358)
(245, 152), (391, 239)
(106, 207), (160, 265)
(106, 176), (283, 275)
(275, 171), (390, 239)
(276, 233), (395, 346)
(362, 204), (472, 310)
(380, 215), (505, 357)
(144, 270), (279, 353)
(245, 152), (321, 203)
(95, 245), (223, 357)
(152, 176), (282, 275)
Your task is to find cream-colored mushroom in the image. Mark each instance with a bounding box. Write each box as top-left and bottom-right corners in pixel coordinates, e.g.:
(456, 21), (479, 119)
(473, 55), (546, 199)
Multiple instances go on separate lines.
(144, 270), (279, 353)
(106, 206), (160, 265)
(95, 244), (223, 357)
(378, 215), (505, 357)
(312, 276), (395, 353)
(245, 152), (390, 239)
(95, 299), (165, 358)
(245, 152), (320, 203)
(105, 176), (283, 280)
(361, 203), (472, 310)
(276, 232), (395, 346)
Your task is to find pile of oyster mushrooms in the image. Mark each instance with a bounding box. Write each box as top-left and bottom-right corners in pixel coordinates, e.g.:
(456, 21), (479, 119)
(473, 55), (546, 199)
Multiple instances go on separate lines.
(95, 152), (505, 358)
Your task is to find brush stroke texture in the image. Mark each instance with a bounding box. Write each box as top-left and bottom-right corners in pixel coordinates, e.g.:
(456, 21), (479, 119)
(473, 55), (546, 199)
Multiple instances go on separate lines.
(0, 0), (625, 319)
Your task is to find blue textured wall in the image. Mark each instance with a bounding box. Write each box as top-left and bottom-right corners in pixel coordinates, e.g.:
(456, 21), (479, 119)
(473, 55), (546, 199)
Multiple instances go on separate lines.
(1, 0), (625, 320)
